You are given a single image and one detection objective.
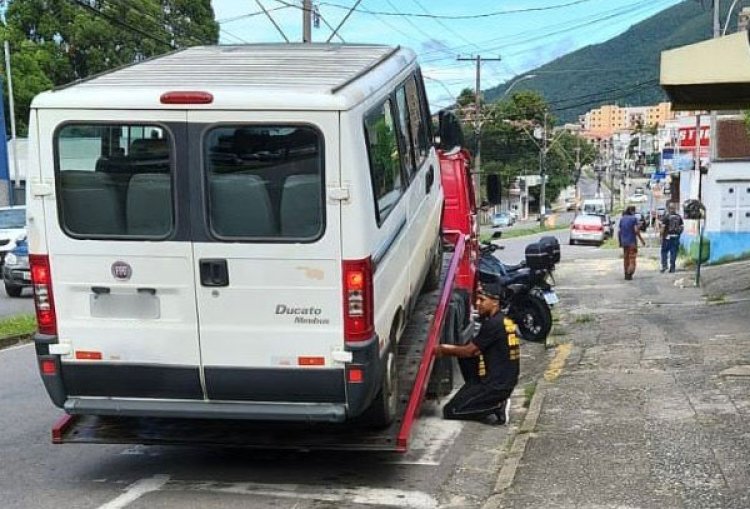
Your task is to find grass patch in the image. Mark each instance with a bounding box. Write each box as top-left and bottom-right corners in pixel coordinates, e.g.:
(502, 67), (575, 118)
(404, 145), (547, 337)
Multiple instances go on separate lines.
(480, 223), (568, 242)
(0, 314), (36, 338)
(706, 293), (727, 303)
(574, 314), (594, 324)
(523, 382), (537, 408)
(601, 237), (619, 250)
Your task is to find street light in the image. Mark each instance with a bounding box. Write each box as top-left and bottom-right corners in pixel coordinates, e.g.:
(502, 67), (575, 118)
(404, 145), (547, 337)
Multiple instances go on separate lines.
(503, 74), (537, 97)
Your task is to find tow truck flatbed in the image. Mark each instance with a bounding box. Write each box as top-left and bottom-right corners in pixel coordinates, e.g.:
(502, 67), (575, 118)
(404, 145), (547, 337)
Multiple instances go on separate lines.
(52, 238), (466, 452)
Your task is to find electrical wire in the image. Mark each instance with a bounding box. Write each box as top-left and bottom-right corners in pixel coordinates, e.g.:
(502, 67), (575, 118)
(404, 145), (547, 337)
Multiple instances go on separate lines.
(69, 0), (177, 48)
(315, 0), (597, 20)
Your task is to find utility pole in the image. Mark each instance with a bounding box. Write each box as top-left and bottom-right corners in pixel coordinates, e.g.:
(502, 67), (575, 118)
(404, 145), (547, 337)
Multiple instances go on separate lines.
(303, 0), (313, 43)
(457, 54), (502, 211)
(539, 111), (548, 226)
(574, 143), (582, 205)
(610, 142), (616, 212)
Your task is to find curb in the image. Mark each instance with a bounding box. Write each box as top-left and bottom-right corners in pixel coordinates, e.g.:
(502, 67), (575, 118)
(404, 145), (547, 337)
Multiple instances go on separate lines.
(0, 333), (32, 350)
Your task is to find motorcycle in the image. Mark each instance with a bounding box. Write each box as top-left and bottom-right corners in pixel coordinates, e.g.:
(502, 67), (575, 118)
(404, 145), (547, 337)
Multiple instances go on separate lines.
(477, 238), (558, 342)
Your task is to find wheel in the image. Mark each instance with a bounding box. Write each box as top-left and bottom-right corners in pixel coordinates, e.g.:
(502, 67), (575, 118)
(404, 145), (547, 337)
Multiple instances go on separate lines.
(427, 301), (458, 398)
(422, 236), (443, 293)
(4, 283), (22, 297)
(512, 295), (552, 342)
(360, 344), (399, 428)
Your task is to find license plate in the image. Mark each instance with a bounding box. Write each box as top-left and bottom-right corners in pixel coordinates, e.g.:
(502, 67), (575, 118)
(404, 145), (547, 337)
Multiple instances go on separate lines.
(543, 291), (559, 306)
(21, 271), (31, 281)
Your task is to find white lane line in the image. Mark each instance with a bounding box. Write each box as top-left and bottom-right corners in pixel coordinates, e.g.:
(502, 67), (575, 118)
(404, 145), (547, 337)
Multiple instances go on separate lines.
(168, 480), (438, 509)
(0, 342), (32, 354)
(385, 409), (463, 466)
(97, 475), (170, 509)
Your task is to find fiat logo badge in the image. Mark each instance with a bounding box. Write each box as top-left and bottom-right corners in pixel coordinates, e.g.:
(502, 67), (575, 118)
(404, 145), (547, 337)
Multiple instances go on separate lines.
(111, 261), (132, 281)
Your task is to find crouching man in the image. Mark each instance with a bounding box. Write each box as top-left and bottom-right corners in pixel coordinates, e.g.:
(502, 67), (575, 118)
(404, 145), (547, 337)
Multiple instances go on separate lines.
(436, 283), (520, 424)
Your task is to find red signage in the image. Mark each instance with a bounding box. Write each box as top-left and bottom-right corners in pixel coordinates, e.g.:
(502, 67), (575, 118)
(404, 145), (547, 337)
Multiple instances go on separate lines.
(678, 126), (710, 148)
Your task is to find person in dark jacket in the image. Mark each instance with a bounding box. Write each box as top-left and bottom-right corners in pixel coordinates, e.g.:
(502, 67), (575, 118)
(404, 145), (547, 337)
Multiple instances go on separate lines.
(660, 203), (684, 273)
(436, 283), (519, 424)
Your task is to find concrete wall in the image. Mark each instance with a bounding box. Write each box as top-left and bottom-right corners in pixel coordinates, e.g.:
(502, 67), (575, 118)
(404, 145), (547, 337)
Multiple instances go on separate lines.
(681, 161), (750, 263)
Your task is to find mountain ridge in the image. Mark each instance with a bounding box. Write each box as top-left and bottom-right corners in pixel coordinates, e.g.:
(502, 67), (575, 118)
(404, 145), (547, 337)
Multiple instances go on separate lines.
(484, 0), (724, 123)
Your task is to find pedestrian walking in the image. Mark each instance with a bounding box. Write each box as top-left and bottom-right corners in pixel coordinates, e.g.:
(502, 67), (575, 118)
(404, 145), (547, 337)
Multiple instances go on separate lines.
(660, 203), (684, 273)
(436, 283), (519, 424)
(618, 205), (645, 280)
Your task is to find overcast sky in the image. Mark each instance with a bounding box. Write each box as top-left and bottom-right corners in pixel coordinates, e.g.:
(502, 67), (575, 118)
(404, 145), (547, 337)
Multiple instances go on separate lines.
(211, 0), (683, 111)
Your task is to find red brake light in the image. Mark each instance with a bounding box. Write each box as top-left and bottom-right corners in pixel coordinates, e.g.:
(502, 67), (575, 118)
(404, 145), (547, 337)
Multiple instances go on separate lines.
(30, 254), (57, 335)
(160, 91), (213, 104)
(41, 359), (57, 375)
(343, 258), (374, 342)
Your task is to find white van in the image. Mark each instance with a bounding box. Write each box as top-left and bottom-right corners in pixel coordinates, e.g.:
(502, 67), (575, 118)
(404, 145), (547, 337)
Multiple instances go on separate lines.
(28, 45), (444, 427)
(581, 198), (607, 215)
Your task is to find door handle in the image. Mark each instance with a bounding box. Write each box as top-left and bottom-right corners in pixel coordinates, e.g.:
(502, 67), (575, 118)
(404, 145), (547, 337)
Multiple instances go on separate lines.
(425, 165), (435, 194)
(199, 259), (229, 287)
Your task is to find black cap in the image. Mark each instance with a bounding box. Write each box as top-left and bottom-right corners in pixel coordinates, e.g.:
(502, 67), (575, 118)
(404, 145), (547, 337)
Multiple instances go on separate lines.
(478, 282), (503, 301)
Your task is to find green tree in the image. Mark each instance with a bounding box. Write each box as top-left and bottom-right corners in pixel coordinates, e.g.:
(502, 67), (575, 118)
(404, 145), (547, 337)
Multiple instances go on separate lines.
(1, 0), (219, 134)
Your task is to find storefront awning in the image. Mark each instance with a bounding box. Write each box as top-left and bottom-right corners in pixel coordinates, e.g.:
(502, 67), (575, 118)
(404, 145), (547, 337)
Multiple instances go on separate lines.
(661, 31), (750, 110)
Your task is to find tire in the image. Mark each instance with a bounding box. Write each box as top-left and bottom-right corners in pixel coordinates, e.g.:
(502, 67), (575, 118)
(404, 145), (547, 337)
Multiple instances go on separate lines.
(512, 294), (552, 342)
(569, 239), (576, 246)
(422, 237), (443, 293)
(4, 283), (22, 298)
(360, 343), (399, 428)
(427, 302), (458, 398)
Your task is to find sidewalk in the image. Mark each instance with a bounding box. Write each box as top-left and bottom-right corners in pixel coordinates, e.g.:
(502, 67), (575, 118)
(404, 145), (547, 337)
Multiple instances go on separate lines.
(485, 248), (750, 508)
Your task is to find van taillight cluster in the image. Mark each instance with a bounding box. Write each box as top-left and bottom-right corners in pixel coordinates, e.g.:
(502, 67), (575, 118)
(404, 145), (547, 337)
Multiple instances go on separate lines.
(30, 254), (57, 335)
(342, 258), (374, 342)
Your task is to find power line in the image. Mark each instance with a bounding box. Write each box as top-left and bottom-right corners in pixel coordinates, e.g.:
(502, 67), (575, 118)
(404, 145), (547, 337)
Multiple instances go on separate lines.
(69, 0), (176, 48)
(316, 0), (597, 20)
(218, 5), (292, 24)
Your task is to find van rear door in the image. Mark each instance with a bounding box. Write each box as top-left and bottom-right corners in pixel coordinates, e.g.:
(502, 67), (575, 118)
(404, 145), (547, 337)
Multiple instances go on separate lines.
(187, 111), (344, 404)
(41, 110), (204, 401)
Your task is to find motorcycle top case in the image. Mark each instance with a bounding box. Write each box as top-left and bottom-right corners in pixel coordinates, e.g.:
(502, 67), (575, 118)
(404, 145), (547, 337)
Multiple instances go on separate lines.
(538, 236), (561, 265)
(525, 242), (554, 270)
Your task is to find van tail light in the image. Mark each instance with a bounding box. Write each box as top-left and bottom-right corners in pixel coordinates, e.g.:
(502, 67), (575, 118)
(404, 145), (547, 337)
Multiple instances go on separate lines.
(30, 254), (57, 336)
(343, 258), (374, 343)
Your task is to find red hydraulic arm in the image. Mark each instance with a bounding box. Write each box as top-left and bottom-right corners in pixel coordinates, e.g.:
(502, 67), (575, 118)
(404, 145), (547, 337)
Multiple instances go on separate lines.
(396, 233), (465, 451)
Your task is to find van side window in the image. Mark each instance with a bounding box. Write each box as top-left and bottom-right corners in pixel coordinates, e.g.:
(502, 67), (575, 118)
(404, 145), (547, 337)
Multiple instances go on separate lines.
(54, 123), (174, 238)
(394, 86), (416, 177)
(365, 99), (404, 225)
(405, 76), (429, 168)
(204, 125), (324, 240)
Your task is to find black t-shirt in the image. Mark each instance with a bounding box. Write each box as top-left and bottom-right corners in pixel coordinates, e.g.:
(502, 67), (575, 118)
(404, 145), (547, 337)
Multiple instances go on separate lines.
(473, 311), (520, 390)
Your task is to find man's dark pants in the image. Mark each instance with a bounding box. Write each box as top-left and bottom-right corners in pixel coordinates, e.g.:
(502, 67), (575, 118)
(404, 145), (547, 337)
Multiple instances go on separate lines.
(443, 357), (511, 420)
(661, 236), (679, 272)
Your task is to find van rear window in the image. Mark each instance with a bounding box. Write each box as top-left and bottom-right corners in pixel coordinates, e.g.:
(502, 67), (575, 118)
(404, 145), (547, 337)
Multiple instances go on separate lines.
(54, 124), (174, 238)
(204, 125), (324, 240)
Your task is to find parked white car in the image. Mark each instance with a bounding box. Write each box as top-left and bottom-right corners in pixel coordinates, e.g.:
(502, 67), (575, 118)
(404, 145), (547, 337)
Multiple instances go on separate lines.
(628, 192), (648, 203)
(569, 214), (606, 246)
(0, 206), (27, 263)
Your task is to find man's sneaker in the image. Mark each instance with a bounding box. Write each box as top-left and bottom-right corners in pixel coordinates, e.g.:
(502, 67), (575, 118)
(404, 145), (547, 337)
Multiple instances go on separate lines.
(493, 399), (510, 425)
(669, 268), (676, 273)
(660, 267), (667, 273)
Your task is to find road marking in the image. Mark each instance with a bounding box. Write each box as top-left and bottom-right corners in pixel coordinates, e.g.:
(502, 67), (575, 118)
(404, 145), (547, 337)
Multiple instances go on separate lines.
(167, 480), (439, 509)
(544, 343), (572, 382)
(385, 409), (463, 465)
(97, 474), (170, 509)
(0, 342), (32, 354)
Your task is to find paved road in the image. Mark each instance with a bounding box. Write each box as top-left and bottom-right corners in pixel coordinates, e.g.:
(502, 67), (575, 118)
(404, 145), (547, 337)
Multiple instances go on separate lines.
(0, 284), (34, 318)
(0, 291), (551, 509)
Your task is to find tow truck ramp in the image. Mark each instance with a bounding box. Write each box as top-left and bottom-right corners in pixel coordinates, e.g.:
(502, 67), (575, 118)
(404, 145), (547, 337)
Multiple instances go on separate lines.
(52, 238), (467, 452)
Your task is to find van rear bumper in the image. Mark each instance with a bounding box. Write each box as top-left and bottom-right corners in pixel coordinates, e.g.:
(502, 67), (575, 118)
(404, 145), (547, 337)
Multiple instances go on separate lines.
(63, 397), (347, 423)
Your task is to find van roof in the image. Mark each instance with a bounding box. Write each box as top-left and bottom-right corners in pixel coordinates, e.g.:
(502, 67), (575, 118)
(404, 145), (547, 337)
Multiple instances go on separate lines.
(32, 44), (416, 111)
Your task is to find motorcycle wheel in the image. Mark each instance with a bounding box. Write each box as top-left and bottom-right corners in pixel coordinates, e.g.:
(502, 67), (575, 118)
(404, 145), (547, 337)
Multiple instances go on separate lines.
(512, 295), (552, 342)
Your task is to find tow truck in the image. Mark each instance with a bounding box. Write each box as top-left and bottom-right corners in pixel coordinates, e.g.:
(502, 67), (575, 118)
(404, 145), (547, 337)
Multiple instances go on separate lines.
(50, 112), (487, 453)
